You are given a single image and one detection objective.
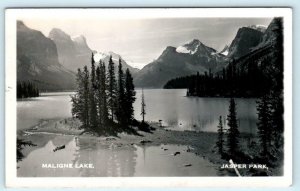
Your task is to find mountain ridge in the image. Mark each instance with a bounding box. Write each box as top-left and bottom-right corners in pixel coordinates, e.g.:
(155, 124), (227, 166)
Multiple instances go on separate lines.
(17, 21), (76, 91)
(133, 39), (228, 88)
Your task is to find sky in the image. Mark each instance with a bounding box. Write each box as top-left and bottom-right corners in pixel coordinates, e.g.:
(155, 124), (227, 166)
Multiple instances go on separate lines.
(22, 17), (272, 69)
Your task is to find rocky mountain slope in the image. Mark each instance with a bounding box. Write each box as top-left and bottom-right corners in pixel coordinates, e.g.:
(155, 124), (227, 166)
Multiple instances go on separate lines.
(17, 21), (76, 91)
(133, 39), (228, 88)
(49, 28), (93, 73)
(227, 27), (264, 59)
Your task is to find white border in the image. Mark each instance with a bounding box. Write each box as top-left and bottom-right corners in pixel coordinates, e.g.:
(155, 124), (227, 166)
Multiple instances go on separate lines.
(5, 8), (293, 188)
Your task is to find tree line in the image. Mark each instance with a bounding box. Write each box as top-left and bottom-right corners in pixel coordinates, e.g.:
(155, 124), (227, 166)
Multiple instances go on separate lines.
(215, 19), (283, 169)
(164, 58), (271, 98)
(17, 81), (40, 98)
(216, 94), (283, 171)
(71, 53), (148, 136)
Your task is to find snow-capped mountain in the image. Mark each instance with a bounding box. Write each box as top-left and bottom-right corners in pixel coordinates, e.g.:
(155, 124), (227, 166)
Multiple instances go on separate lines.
(94, 51), (140, 76)
(49, 28), (139, 75)
(175, 39), (203, 54)
(133, 39), (227, 88)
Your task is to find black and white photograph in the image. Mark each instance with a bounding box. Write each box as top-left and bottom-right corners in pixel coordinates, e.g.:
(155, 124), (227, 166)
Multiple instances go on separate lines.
(5, 8), (292, 187)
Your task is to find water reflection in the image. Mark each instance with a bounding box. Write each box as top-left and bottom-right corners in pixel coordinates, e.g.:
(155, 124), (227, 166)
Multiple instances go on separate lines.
(17, 135), (218, 177)
(134, 144), (217, 176)
(18, 135), (137, 177)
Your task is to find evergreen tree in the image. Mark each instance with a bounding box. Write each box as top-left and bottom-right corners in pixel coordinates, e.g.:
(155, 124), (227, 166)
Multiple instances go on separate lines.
(107, 55), (117, 121)
(100, 62), (109, 125)
(95, 65), (103, 132)
(71, 69), (85, 126)
(124, 68), (136, 125)
(82, 65), (90, 129)
(17, 81), (40, 98)
(216, 116), (224, 156)
(116, 58), (126, 125)
(141, 88), (146, 123)
(227, 98), (240, 156)
(270, 92), (284, 149)
(89, 53), (98, 131)
(257, 94), (272, 157)
(270, 18), (284, 150)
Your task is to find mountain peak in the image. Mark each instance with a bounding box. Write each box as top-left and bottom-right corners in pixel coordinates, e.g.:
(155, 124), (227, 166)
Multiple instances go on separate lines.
(17, 20), (25, 27)
(49, 28), (71, 41)
(219, 45), (229, 56)
(258, 18), (283, 48)
(175, 39), (215, 55)
(228, 26), (264, 58)
(190, 39), (201, 44)
(72, 35), (87, 43)
(247, 25), (267, 33)
(17, 20), (32, 30)
(176, 39), (201, 54)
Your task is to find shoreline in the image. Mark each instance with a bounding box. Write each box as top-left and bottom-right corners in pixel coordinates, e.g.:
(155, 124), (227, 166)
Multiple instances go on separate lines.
(18, 118), (282, 177)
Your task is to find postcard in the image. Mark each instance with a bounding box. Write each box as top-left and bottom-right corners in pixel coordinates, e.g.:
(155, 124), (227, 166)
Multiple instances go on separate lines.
(5, 8), (292, 187)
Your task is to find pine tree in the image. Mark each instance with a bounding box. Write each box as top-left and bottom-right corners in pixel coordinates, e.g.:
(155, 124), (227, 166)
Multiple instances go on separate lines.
(227, 98), (239, 156)
(270, 92), (283, 149)
(98, 61), (109, 128)
(107, 55), (117, 121)
(95, 65), (103, 132)
(89, 53), (98, 131)
(124, 68), (136, 125)
(216, 116), (224, 156)
(117, 58), (126, 125)
(71, 69), (85, 127)
(195, 72), (200, 96)
(257, 94), (272, 157)
(141, 88), (146, 123)
(17, 81), (40, 98)
(82, 65), (90, 129)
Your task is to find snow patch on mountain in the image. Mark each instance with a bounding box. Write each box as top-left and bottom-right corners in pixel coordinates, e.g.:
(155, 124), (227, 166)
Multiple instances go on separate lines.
(94, 52), (108, 62)
(176, 39), (200, 54)
(247, 25), (267, 33)
(218, 45), (229, 56)
(176, 46), (191, 54)
(221, 50), (229, 56)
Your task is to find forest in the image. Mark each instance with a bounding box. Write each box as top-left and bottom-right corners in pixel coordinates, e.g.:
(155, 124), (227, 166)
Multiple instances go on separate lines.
(17, 81), (40, 99)
(164, 57), (272, 98)
(71, 54), (149, 136)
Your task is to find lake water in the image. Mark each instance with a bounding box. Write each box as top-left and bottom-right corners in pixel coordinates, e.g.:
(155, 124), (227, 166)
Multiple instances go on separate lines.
(18, 135), (218, 177)
(17, 89), (258, 134)
(17, 89), (257, 177)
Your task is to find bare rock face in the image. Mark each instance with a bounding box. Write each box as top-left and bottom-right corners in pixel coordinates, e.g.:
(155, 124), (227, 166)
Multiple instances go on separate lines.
(49, 28), (93, 73)
(227, 27), (264, 59)
(17, 21), (76, 91)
